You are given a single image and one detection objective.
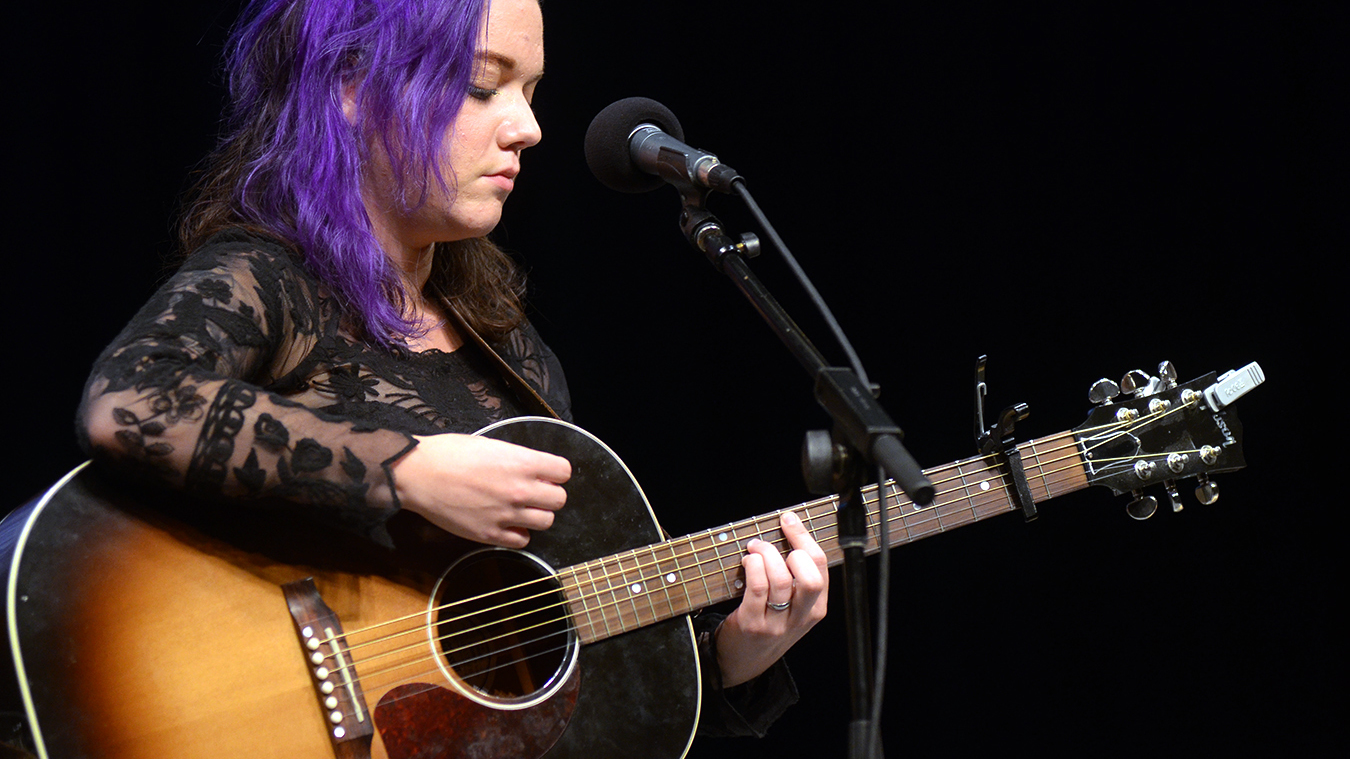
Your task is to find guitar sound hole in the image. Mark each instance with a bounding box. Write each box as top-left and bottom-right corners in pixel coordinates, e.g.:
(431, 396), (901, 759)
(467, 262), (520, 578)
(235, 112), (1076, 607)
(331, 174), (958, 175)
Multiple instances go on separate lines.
(433, 548), (576, 704)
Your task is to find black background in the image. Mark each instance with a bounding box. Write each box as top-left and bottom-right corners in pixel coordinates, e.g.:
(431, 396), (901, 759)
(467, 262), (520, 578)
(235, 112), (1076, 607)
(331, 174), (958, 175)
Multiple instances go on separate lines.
(8, 1), (1341, 755)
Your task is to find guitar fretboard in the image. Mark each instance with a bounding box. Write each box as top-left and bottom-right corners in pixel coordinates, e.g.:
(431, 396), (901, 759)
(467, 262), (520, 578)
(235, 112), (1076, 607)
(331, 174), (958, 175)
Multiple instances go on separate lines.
(558, 430), (1088, 644)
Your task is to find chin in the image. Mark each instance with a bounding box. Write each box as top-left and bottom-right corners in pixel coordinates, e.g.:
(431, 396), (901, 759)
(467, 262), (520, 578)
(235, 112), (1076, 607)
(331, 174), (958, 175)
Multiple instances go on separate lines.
(445, 208), (504, 241)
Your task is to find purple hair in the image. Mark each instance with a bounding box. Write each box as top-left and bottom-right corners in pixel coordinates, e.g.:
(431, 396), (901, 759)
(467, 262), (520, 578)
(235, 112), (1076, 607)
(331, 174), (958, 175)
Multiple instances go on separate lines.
(183, 0), (493, 345)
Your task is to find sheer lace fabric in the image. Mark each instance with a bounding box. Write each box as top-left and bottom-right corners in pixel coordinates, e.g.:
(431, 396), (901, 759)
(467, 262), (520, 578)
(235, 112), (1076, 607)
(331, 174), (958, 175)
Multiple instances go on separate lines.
(78, 230), (570, 537)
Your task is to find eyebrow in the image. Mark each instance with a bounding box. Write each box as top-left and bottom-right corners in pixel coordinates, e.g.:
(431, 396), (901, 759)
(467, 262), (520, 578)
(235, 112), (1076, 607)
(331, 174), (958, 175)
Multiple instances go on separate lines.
(475, 50), (545, 84)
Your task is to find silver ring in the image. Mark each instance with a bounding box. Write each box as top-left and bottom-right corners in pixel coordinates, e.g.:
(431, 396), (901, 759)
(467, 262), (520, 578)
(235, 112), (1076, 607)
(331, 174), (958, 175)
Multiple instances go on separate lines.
(767, 600), (791, 611)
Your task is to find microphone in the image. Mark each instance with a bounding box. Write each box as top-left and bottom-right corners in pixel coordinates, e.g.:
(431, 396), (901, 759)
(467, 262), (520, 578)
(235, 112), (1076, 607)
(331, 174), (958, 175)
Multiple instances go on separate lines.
(585, 97), (742, 194)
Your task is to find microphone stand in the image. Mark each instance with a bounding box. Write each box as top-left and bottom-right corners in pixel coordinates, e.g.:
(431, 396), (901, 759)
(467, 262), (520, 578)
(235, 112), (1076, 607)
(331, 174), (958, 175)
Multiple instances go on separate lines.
(676, 195), (934, 759)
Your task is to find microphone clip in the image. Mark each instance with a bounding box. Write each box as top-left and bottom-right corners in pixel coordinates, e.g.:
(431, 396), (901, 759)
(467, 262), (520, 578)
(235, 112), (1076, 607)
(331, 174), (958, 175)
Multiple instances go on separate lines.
(680, 206), (760, 270)
(631, 125), (742, 196)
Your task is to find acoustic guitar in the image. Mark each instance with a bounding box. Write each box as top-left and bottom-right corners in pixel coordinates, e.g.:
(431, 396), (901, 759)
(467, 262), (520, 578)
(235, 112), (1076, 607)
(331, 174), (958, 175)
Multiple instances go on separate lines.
(2, 362), (1262, 759)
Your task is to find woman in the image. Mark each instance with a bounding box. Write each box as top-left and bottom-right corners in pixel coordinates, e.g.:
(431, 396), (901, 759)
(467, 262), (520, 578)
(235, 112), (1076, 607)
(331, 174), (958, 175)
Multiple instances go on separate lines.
(78, 0), (826, 743)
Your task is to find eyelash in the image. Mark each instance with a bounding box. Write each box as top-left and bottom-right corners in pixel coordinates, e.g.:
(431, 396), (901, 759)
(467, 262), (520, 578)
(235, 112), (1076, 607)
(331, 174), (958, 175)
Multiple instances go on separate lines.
(467, 86), (498, 101)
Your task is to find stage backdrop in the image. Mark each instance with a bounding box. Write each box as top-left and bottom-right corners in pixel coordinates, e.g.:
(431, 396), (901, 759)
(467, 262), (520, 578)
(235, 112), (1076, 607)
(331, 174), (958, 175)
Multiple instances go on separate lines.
(7, 1), (1338, 756)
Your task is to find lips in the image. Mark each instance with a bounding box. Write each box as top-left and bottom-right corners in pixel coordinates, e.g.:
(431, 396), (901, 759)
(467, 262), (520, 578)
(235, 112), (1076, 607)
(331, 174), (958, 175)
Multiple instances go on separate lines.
(484, 166), (519, 192)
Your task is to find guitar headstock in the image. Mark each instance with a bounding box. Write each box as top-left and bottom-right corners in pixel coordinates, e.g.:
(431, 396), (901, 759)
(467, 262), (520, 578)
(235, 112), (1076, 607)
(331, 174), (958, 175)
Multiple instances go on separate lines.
(1073, 361), (1264, 518)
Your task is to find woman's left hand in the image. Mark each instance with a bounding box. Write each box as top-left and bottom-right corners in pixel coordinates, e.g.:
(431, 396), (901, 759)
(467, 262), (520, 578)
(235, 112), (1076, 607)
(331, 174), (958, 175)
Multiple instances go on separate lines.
(715, 509), (829, 688)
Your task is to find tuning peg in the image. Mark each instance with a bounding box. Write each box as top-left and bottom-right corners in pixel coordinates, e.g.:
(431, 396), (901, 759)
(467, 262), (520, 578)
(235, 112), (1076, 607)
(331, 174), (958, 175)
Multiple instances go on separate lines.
(1127, 490), (1158, 520)
(1088, 378), (1120, 405)
(1120, 369), (1152, 396)
(1194, 475), (1220, 505)
(1164, 481), (1184, 512)
(1157, 361), (1178, 389)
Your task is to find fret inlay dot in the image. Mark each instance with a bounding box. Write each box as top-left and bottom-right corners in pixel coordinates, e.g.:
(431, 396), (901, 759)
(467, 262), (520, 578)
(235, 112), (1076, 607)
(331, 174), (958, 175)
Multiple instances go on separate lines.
(630, 583), (642, 594)
(980, 481), (990, 491)
(734, 579), (744, 589)
(717, 532), (729, 542)
(666, 573), (676, 583)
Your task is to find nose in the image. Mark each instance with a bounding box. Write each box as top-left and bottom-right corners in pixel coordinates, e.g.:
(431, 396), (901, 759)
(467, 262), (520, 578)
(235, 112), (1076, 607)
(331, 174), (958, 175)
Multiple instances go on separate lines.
(500, 94), (542, 152)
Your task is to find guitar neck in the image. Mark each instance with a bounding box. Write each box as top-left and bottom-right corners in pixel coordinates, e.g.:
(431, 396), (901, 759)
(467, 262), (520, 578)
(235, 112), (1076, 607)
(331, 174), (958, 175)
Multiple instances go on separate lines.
(560, 430), (1089, 644)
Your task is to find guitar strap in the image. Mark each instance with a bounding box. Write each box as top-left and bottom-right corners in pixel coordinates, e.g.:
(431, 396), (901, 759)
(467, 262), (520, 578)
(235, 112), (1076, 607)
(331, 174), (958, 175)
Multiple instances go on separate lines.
(441, 299), (564, 421)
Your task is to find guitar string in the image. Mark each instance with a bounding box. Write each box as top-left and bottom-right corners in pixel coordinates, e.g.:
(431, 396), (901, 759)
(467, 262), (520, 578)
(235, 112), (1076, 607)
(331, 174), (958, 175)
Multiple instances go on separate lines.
(322, 427), (1136, 715)
(335, 412), (1140, 662)
(346, 443), (1091, 690)
(324, 403), (1195, 689)
(320, 397), (1199, 663)
(338, 436), (1089, 688)
(320, 454), (1086, 713)
(331, 430), (1079, 661)
(309, 407), (1179, 719)
(336, 433), (1098, 686)
(343, 447), (1093, 705)
(352, 480), (1090, 693)
(329, 428), (1099, 677)
(336, 426), (1088, 648)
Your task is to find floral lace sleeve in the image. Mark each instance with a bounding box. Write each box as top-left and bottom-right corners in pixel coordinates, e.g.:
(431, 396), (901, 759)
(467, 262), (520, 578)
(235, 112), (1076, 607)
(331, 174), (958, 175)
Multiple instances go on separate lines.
(77, 234), (416, 538)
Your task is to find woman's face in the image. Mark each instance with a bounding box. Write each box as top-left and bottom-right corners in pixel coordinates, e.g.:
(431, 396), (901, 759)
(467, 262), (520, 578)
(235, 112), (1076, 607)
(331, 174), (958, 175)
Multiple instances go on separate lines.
(367, 0), (544, 257)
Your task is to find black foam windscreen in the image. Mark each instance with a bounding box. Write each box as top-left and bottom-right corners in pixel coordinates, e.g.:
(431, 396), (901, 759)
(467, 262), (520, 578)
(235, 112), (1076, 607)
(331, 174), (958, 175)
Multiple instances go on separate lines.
(584, 97), (685, 193)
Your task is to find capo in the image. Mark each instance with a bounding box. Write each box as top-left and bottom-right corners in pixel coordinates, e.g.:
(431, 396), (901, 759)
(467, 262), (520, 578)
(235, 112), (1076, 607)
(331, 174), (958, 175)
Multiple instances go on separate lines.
(974, 356), (1038, 521)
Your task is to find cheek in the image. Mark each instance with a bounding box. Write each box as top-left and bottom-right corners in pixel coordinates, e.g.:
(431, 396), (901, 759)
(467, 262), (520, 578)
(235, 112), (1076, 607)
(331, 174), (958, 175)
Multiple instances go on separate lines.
(447, 111), (500, 160)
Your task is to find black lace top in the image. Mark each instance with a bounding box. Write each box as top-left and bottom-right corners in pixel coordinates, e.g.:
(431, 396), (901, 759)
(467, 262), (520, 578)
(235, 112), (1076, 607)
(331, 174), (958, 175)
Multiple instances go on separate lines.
(77, 229), (570, 539)
(76, 229), (795, 737)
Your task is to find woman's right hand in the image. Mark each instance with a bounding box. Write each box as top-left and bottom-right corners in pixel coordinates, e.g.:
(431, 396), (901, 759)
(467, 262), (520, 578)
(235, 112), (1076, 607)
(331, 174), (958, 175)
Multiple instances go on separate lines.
(392, 433), (571, 547)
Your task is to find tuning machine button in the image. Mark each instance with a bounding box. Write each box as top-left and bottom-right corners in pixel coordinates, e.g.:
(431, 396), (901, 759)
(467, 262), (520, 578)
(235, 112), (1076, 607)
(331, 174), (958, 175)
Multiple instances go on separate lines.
(1089, 378), (1120, 405)
(1164, 481), (1184, 512)
(1120, 370), (1152, 396)
(1157, 361), (1178, 389)
(1127, 491), (1158, 520)
(1194, 475), (1220, 505)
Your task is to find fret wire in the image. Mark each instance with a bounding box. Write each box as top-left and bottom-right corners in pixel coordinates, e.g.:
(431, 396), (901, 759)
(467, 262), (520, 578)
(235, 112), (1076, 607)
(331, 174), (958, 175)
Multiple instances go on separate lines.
(352, 431), (1091, 652)
(619, 549), (646, 629)
(576, 569), (604, 640)
(614, 550), (637, 628)
(689, 532), (716, 605)
(380, 434), (1096, 664)
(955, 460), (976, 519)
(638, 546), (663, 623)
(710, 525), (740, 598)
(581, 436), (1095, 637)
(627, 551), (647, 628)
(867, 486), (883, 539)
(601, 555), (628, 632)
(1026, 438), (1049, 500)
(334, 430), (1101, 674)
(447, 432), (1094, 647)
(586, 561), (614, 638)
(559, 569), (595, 641)
(574, 435), (1085, 623)
(891, 480), (915, 544)
(801, 504), (822, 553)
(675, 537), (698, 611)
(651, 541), (682, 617)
